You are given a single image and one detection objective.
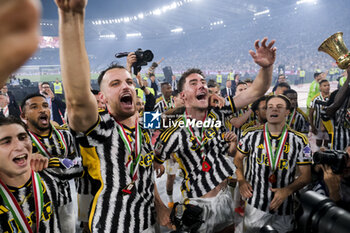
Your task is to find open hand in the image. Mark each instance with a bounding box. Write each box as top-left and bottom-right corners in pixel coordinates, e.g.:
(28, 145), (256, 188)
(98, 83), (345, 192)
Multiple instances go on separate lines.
(249, 37), (276, 68)
(238, 179), (253, 199)
(269, 187), (290, 211)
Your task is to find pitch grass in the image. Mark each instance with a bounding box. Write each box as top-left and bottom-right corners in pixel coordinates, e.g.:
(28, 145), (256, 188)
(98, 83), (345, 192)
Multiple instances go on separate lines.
(16, 74), (100, 82)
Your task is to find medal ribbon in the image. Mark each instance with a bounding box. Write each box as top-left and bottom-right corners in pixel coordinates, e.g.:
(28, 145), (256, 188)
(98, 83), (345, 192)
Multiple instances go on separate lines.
(2, 106), (8, 116)
(116, 119), (142, 181)
(0, 170), (44, 233)
(162, 95), (174, 109)
(182, 110), (207, 160)
(287, 108), (296, 126)
(263, 123), (288, 172)
(29, 124), (68, 158)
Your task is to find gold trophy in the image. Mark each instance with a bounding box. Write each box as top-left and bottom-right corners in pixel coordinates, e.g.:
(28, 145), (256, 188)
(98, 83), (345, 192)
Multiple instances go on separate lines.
(318, 32), (350, 69)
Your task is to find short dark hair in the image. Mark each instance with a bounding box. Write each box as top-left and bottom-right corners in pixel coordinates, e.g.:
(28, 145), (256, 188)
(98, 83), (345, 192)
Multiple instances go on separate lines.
(91, 89), (100, 95)
(97, 63), (127, 87)
(0, 116), (28, 133)
(237, 81), (247, 87)
(41, 82), (50, 87)
(266, 94), (291, 110)
(244, 78), (253, 84)
(21, 93), (46, 113)
(251, 95), (268, 113)
(161, 82), (171, 88)
(276, 82), (291, 89)
(172, 90), (180, 97)
(207, 79), (217, 88)
(314, 72), (322, 79)
(319, 79), (329, 85)
(178, 68), (205, 92)
(283, 89), (297, 96)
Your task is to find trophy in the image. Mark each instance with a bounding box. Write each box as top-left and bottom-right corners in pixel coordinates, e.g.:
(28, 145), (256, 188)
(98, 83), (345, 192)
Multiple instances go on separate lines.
(318, 32), (350, 69)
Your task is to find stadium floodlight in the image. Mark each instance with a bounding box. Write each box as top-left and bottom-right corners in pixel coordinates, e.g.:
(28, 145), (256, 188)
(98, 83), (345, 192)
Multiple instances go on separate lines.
(254, 9), (270, 16)
(126, 33), (142, 38)
(210, 20), (224, 26)
(171, 27), (183, 33)
(170, 2), (177, 9)
(296, 0), (317, 4)
(138, 13), (144, 19)
(153, 8), (162, 15)
(99, 34), (116, 39)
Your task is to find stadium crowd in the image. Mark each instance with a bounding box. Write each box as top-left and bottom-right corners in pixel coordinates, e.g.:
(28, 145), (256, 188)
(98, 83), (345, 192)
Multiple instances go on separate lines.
(1, 1), (350, 233)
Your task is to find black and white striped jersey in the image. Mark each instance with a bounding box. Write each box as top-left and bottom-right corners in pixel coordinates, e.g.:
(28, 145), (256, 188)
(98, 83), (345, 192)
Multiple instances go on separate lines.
(227, 106), (254, 140)
(237, 124), (312, 215)
(321, 96), (350, 150)
(288, 108), (309, 134)
(154, 96), (174, 113)
(154, 98), (236, 198)
(0, 172), (62, 233)
(31, 128), (82, 206)
(74, 110), (155, 233)
(311, 94), (329, 129)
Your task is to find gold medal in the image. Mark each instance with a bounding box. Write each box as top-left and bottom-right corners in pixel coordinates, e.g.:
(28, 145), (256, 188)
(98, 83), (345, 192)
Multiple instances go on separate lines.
(268, 174), (277, 184)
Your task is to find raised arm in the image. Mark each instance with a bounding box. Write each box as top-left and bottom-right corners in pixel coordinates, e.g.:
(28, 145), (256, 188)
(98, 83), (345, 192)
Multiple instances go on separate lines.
(56, 0), (98, 132)
(326, 67), (350, 117)
(234, 37), (276, 109)
(0, 0), (41, 86)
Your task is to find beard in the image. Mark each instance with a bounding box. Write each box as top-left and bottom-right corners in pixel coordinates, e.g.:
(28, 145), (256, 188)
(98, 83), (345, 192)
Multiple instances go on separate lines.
(28, 118), (50, 132)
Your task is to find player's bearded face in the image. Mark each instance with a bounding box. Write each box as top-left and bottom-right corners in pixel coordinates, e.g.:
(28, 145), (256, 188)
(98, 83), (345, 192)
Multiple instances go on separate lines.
(182, 73), (208, 110)
(23, 97), (51, 132)
(101, 68), (136, 118)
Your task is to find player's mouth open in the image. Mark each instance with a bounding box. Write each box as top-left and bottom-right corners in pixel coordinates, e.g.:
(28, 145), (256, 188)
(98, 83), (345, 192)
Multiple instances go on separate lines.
(120, 94), (133, 106)
(39, 115), (49, 125)
(13, 154), (28, 166)
(196, 93), (206, 100)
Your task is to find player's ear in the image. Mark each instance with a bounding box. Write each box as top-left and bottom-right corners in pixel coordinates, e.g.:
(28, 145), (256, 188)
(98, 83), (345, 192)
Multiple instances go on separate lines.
(99, 91), (107, 104)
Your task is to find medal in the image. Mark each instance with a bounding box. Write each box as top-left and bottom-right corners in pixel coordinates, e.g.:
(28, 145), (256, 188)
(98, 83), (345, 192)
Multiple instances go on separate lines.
(122, 182), (135, 195)
(268, 174), (277, 184)
(202, 160), (211, 172)
(263, 123), (288, 184)
(183, 111), (210, 172)
(115, 118), (143, 195)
